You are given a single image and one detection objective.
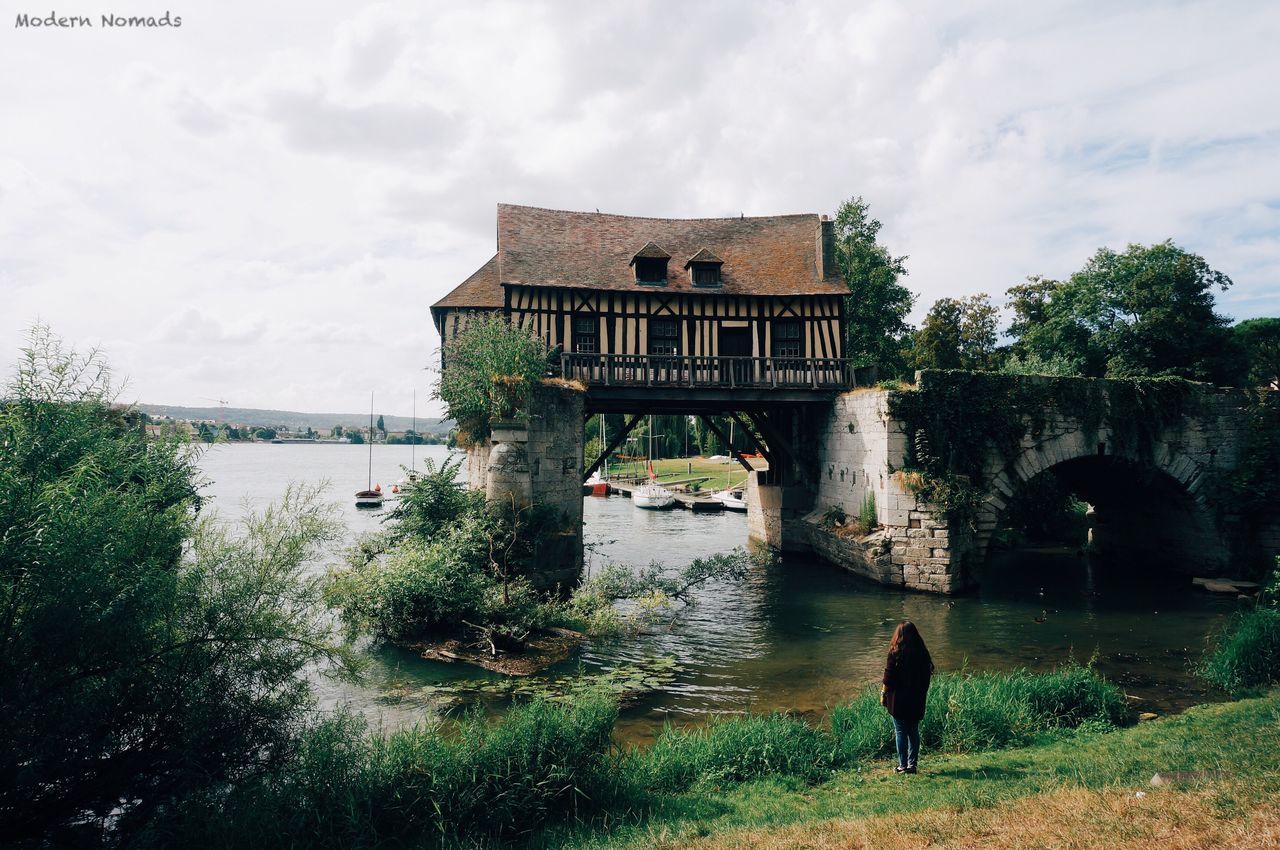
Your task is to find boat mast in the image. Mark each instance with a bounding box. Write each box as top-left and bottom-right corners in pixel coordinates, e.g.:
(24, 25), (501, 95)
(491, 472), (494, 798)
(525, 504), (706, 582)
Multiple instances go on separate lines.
(410, 389), (416, 473)
(368, 391), (374, 490)
(726, 418), (733, 489)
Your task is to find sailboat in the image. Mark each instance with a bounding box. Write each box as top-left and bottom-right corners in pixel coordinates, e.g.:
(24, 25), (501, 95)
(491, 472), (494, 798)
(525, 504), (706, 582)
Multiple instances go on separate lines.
(633, 416), (674, 510)
(355, 393), (384, 509)
(711, 418), (748, 512)
(586, 414), (611, 495)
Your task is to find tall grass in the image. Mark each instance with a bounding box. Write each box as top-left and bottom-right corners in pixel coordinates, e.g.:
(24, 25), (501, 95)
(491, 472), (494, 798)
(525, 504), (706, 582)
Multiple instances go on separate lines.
(142, 666), (1129, 847)
(1200, 607), (1280, 694)
(829, 663), (1129, 762)
(141, 693), (620, 848)
(634, 713), (837, 792)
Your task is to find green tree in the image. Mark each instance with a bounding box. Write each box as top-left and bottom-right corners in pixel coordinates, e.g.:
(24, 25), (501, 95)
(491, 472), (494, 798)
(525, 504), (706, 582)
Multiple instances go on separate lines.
(434, 314), (549, 445)
(253, 427), (277, 441)
(374, 415), (385, 438)
(348, 430), (365, 445)
(330, 424), (344, 439)
(0, 328), (352, 844)
(1007, 241), (1243, 383)
(832, 197), (915, 373)
(1233, 317), (1280, 388)
(910, 294), (998, 371)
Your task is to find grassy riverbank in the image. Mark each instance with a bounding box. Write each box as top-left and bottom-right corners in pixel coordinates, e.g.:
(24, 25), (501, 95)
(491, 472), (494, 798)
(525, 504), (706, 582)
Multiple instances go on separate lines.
(545, 691), (1280, 850)
(605, 456), (767, 489)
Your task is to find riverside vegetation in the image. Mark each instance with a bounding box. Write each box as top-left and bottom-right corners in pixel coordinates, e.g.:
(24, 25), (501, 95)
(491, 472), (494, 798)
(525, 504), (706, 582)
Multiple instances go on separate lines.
(5, 326), (1280, 849)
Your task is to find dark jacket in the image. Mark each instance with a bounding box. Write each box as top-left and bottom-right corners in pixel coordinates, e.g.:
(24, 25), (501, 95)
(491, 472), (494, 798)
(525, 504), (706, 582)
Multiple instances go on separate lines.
(882, 654), (932, 725)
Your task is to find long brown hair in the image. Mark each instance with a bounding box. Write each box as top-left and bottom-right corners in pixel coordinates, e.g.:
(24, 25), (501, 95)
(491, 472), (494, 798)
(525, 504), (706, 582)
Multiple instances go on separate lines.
(887, 621), (933, 673)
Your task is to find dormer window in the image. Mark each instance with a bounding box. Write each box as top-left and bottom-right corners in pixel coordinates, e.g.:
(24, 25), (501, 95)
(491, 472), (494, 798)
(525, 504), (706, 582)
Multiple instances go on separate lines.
(630, 241), (670, 286)
(634, 258), (668, 284)
(685, 247), (724, 287)
(691, 264), (721, 286)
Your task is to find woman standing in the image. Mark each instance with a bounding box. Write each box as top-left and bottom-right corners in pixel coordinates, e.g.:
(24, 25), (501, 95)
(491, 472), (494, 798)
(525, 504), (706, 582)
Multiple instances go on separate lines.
(881, 621), (933, 774)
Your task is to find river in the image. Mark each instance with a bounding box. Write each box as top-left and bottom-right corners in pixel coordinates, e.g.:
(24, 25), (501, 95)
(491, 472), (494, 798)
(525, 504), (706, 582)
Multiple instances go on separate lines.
(197, 442), (1237, 741)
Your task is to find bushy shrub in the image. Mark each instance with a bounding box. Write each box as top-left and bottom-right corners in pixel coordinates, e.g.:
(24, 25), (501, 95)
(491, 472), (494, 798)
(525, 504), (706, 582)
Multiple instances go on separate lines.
(142, 693), (620, 847)
(327, 495), (564, 643)
(0, 328), (351, 845)
(635, 713), (836, 792)
(382, 453), (483, 543)
(829, 664), (1128, 762)
(1200, 608), (1280, 694)
(434, 314), (550, 444)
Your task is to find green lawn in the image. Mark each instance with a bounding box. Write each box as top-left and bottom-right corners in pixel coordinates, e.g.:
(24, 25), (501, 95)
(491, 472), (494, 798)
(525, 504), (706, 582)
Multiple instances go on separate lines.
(604, 456), (766, 491)
(535, 692), (1280, 849)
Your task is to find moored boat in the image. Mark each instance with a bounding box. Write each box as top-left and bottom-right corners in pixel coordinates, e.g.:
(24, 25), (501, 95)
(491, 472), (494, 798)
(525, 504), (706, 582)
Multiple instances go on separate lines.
(633, 481), (674, 509)
(355, 393), (383, 509)
(712, 488), (747, 512)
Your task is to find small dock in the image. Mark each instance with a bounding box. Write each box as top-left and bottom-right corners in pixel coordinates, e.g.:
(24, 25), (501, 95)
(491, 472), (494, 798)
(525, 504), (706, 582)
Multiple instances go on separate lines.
(594, 476), (727, 511)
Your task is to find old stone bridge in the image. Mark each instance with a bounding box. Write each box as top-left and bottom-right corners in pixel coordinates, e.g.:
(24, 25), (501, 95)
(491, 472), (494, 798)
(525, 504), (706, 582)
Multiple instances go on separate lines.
(468, 368), (1278, 595)
(776, 371), (1279, 593)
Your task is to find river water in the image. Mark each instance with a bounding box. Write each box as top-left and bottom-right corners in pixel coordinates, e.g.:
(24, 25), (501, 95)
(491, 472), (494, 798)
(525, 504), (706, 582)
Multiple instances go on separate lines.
(197, 442), (1237, 741)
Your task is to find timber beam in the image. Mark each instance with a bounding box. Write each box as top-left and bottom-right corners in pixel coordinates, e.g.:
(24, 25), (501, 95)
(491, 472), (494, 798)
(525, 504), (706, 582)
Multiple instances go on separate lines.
(727, 410), (772, 468)
(698, 415), (755, 476)
(582, 414), (643, 482)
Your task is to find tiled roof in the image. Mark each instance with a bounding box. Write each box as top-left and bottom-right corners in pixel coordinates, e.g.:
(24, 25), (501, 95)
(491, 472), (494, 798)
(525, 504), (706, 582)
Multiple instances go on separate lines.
(431, 204), (847, 308)
(432, 255), (503, 309)
(684, 247), (724, 268)
(630, 241), (672, 262)
(499, 204), (846, 297)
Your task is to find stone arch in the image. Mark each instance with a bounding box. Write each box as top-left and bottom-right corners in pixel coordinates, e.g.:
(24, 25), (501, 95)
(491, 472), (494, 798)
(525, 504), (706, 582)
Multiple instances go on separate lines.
(972, 427), (1224, 572)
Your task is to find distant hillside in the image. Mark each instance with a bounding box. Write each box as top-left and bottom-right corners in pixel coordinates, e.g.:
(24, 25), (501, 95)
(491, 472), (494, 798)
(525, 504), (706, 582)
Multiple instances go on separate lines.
(138, 404), (452, 434)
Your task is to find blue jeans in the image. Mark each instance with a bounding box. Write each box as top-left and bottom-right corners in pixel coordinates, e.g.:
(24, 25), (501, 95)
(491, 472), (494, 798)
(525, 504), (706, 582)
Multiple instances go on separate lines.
(892, 716), (919, 769)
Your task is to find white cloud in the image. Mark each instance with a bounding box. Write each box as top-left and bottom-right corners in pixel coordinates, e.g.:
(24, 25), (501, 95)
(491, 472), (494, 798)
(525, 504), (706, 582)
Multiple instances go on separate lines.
(1, 0), (1278, 416)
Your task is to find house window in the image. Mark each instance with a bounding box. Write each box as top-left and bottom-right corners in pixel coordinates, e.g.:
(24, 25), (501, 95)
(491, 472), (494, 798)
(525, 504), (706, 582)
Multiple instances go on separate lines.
(772, 321), (802, 357)
(649, 317), (680, 355)
(634, 257), (668, 285)
(691, 263), (721, 287)
(573, 315), (598, 353)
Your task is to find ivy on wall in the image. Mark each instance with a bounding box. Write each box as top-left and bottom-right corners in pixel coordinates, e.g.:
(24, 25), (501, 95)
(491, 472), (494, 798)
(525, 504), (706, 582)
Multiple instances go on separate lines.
(886, 370), (1199, 525)
(1205, 390), (1280, 573)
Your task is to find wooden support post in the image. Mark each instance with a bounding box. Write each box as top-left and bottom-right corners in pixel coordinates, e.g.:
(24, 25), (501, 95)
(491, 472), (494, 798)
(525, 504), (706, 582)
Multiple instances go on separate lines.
(744, 408), (805, 486)
(698, 414), (754, 475)
(582, 414), (643, 482)
(727, 410), (772, 467)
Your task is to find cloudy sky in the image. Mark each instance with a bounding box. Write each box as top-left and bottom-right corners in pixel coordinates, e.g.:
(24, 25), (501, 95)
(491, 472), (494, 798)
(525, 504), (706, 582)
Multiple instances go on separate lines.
(2, 1), (1278, 417)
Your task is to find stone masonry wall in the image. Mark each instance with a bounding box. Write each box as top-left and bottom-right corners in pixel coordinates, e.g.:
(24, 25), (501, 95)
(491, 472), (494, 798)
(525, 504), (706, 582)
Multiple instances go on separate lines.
(788, 388), (971, 594)
(465, 381), (585, 590)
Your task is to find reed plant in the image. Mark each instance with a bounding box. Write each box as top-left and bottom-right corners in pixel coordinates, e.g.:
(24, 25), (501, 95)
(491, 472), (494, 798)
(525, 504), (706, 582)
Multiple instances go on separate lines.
(143, 693), (621, 848)
(1200, 607), (1280, 694)
(829, 663), (1129, 762)
(634, 713), (838, 792)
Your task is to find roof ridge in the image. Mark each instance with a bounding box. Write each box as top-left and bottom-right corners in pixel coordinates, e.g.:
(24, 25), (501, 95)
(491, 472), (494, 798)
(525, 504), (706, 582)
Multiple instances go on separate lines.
(496, 202), (820, 224)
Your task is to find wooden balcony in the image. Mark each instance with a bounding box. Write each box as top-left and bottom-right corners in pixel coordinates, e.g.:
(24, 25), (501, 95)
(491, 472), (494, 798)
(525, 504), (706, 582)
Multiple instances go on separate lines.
(559, 353), (855, 391)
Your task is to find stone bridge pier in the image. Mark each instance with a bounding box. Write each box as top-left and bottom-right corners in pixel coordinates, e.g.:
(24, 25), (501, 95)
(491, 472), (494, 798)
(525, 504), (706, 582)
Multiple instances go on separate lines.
(754, 372), (1279, 594)
(464, 381), (585, 591)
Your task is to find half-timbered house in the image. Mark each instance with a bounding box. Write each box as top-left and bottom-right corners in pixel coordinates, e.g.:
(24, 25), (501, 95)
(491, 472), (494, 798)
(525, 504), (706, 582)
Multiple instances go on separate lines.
(430, 204), (851, 402)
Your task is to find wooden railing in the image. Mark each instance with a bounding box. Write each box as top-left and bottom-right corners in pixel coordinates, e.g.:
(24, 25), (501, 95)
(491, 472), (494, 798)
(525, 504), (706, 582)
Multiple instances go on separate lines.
(559, 353), (855, 389)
